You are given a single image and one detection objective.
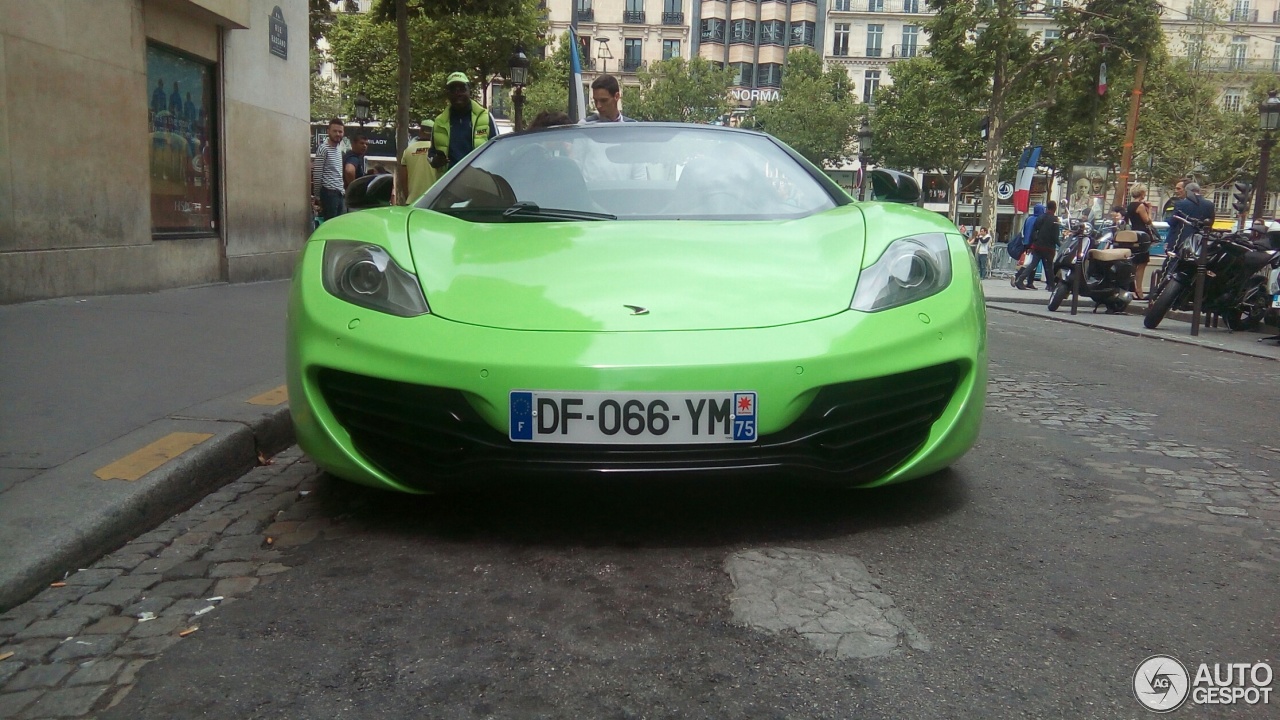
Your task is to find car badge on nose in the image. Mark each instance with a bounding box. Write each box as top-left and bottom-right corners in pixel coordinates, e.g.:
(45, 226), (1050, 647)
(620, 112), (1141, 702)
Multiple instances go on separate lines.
(624, 305), (649, 316)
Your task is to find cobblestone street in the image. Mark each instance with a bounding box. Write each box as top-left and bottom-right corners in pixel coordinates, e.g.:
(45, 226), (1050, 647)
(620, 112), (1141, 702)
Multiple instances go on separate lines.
(0, 449), (329, 719)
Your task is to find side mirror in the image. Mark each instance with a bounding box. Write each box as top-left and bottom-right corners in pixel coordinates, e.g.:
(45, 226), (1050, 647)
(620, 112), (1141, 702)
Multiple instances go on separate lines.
(868, 168), (921, 204)
(345, 173), (394, 210)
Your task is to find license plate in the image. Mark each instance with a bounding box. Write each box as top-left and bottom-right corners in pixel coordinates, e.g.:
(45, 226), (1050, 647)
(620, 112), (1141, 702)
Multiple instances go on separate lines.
(509, 391), (757, 444)
(1273, 294), (1280, 309)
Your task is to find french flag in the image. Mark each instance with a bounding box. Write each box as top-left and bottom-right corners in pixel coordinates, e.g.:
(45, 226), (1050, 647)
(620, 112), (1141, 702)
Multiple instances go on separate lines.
(568, 27), (588, 123)
(1012, 146), (1041, 213)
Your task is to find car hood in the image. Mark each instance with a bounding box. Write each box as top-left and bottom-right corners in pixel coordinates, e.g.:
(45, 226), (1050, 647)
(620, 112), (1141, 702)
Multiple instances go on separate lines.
(406, 207), (868, 332)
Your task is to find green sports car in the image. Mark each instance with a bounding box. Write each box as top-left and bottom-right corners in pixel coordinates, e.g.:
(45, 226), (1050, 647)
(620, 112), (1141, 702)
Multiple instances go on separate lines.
(286, 123), (985, 493)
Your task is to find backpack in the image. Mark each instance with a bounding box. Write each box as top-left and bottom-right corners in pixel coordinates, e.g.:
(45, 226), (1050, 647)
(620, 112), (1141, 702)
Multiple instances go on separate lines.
(1006, 233), (1026, 259)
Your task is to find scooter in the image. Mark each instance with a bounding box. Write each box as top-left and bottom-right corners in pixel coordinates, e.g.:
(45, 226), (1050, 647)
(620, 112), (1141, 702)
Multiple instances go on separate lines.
(1047, 219), (1143, 314)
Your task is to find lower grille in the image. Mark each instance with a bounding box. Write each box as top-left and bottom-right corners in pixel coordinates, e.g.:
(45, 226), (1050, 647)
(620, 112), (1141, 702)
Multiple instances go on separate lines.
(317, 363), (962, 490)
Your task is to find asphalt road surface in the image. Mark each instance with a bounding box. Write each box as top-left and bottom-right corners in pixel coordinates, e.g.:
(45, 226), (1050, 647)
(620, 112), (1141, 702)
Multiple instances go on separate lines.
(9, 310), (1280, 719)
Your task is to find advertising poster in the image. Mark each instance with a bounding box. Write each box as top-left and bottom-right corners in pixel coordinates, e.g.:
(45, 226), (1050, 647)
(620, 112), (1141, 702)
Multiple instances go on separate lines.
(147, 44), (216, 235)
(1067, 164), (1108, 222)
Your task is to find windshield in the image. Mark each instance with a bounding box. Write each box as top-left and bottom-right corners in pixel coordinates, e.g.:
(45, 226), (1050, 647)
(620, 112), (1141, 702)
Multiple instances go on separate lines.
(421, 125), (839, 221)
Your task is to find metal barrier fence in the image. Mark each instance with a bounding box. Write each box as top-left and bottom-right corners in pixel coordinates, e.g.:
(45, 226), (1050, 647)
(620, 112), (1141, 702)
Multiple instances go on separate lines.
(988, 243), (1019, 279)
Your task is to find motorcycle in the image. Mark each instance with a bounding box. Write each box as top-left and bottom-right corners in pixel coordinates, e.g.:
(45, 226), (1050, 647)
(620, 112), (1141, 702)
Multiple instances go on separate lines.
(1047, 218), (1143, 314)
(1144, 215), (1280, 331)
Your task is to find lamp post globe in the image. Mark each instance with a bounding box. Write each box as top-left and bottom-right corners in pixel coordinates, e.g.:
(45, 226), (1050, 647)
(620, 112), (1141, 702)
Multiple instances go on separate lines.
(857, 118), (873, 202)
(508, 44), (530, 131)
(1254, 90), (1279, 223)
(353, 91), (371, 126)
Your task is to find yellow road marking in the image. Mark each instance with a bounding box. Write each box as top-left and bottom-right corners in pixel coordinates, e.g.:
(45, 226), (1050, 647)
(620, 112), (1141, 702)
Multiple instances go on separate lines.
(94, 432), (214, 481)
(247, 385), (288, 406)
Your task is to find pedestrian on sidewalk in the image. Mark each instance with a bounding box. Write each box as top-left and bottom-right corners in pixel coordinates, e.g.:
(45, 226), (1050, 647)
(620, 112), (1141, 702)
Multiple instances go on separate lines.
(1017, 200), (1059, 291)
(1125, 183), (1155, 300)
(396, 120), (440, 206)
(312, 118), (346, 221)
(343, 133), (369, 189)
(970, 227), (992, 279)
(430, 72), (498, 173)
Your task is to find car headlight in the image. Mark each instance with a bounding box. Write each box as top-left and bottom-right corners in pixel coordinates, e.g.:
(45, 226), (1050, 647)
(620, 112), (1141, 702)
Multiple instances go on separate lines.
(850, 233), (953, 312)
(321, 241), (430, 317)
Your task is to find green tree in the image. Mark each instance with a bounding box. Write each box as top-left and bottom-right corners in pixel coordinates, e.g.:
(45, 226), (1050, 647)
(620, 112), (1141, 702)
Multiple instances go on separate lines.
(627, 57), (734, 123)
(925, 0), (1163, 230)
(747, 49), (859, 167)
(871, 57), (984, 217)
(520, 32), (572, 120)
(310, 48), (342, 120)
(324, 8), (546, 123)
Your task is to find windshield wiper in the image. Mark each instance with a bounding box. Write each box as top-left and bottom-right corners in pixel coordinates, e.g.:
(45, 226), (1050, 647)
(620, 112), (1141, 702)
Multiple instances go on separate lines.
(501, 201), (616, 221)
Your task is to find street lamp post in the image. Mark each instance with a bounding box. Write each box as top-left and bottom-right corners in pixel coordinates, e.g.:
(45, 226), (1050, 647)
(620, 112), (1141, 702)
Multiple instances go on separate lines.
(508, 44), (530, 132)
(353, 92), (371, 126)
(1253, 89), (1279, 224)
(597, 38), (612, 75)
(857, 117), (873, 202)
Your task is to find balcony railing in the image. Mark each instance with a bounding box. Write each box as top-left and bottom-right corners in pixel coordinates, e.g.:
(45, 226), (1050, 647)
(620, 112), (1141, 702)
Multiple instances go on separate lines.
(1181, 55), (1275, 72)
(891, 43), (921, 58)
(662, 11), (684, 25)
(1184, 4), (1215, 21)
(621, 58), (645, 72)
(623, 10), (645, 23)
(865, 46), (883, 57)
(1228, 8), (1259, 22)
(576, 8), (594, 21)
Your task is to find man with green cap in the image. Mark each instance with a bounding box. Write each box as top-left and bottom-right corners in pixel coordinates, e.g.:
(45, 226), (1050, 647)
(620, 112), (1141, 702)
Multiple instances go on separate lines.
(430, 71), (498, 172)
(396, 120), (441, 205)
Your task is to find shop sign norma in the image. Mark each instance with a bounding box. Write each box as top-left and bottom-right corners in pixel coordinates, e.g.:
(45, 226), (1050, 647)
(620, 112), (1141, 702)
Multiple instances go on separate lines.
(270, 6), (288, 60)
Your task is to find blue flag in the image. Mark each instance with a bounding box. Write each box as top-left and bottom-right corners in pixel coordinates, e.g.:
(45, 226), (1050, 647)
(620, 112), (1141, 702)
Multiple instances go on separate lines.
(568, 28), (588, 123)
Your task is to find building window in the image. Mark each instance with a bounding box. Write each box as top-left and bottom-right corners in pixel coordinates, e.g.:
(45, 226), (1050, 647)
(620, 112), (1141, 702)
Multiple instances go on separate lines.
(866, 24), (883, 57)
(1229, 35), (1247, 69)
(758, 63), (782, 88)
(663, 39), (680, 60)
(833, 23), (850, 56)
(760, 20), (785, 46)
(576, 0), (593, 22)
(863, 69), (881, 104)
(731, 61), (754, 87)
(903, 0), (919, 12)
(1273, 38), (1280, 72)
(833, 0), (850, 9)
(147, 42), (218, 237)
(623, 38), (643, 71)
(1043, 28), (1059, 43)
(700, 18), (725, 43)
(730, 19), (756, 44)
(868, 0), (883, 11)
(1231, 0), (1252, 23)
(1223, 89), (1244, 113)
(1045, 0), (1063, 7)
(624, 0), (644, 23)
(1213, 190), (1230, 214)
(662, 0), (683, 24)
(900, 25), (918, 57)
(790, 21), (815, 48)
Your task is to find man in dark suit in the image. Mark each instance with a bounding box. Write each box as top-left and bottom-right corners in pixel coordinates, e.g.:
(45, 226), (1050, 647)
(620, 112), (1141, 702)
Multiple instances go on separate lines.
(1168, 180), (1215, 253)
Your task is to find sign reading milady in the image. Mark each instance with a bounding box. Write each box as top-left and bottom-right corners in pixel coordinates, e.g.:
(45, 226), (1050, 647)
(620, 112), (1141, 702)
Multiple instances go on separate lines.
(269, 6), (288, 59)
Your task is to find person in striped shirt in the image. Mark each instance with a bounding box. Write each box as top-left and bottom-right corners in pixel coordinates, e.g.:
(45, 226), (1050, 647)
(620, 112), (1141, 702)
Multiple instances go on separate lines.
(312, 118), (346, 221)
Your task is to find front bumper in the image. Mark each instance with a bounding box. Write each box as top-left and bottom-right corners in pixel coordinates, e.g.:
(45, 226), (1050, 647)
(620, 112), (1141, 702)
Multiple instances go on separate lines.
(286, 246), (987, 493)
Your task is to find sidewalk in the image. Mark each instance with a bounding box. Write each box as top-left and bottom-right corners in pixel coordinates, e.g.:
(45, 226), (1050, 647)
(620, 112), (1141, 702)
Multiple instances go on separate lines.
(979, 277), (1280, 362)
(2, 275), (1276, 612)
(0, 281), (294, 611)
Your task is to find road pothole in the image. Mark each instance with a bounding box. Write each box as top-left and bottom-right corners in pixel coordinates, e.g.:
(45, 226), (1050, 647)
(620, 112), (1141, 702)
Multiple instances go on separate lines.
(725, 548), (930, 659)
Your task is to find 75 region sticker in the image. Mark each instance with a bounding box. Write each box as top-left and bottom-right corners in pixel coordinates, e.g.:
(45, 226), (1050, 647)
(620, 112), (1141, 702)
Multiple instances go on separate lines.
(732, 392), (757, 441)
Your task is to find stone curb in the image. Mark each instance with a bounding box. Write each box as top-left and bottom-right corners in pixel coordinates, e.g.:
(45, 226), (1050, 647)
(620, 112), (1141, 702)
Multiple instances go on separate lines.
(987, 302), (1280, 362)
(0, 393), (294, 613)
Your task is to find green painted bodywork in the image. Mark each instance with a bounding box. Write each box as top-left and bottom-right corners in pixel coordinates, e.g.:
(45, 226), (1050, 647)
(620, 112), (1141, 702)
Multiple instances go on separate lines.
(286, 201), (987, 493)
